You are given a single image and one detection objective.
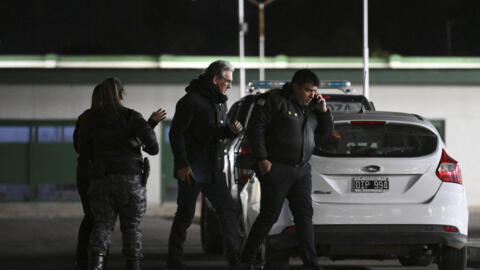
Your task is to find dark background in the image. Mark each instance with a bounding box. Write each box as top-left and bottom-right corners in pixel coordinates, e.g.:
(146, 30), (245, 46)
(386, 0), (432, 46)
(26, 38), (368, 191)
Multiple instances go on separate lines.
(1, 0), (480, 56)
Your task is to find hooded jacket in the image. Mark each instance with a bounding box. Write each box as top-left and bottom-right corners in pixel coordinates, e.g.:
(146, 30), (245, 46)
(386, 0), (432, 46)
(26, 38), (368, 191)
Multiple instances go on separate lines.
(169, 75), (236, 183)
(247, 84), (334, 166)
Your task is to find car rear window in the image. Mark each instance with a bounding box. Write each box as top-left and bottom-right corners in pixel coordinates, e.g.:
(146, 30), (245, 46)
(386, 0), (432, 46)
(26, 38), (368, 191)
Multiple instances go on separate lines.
(315, 123), (438, 157)
(323, 94), (375, 112)
(326, 101), (364, 113)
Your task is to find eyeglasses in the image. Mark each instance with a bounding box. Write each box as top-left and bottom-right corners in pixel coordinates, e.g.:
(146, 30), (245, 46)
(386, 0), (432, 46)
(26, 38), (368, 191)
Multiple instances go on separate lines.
(222, 77), (233, 85)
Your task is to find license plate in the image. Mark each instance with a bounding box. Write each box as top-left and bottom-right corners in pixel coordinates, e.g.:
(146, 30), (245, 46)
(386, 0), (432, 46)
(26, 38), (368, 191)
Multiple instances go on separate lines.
(352, 176), (389, 193)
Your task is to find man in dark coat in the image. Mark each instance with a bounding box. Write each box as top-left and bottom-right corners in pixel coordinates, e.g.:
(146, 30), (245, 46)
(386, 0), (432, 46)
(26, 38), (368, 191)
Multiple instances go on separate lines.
(167, 60), (243, 269)
(240, 69), (334, 270)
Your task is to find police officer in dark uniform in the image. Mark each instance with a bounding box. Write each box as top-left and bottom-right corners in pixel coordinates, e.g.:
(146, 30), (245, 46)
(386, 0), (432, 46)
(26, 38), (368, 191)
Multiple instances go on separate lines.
(74, 83), (101, 270)
(75, 77), (164, 270)
(240, 69), (334, 270)
(73, 82), (165, 270)
(167, 60), (243, 269)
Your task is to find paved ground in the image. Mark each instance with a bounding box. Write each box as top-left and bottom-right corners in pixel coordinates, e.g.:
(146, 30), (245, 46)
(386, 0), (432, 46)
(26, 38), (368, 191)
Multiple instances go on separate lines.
(0, 203), (479, 270)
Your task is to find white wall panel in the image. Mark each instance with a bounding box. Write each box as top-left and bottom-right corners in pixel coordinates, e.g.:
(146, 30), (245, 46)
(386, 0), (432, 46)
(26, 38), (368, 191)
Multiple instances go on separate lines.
(369, 84), (480, 205)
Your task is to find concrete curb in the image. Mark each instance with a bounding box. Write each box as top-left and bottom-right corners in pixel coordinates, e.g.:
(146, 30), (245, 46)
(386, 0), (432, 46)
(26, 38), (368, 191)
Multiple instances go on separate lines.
(0, 202), (184, 218)
(0, 202), (204, 218)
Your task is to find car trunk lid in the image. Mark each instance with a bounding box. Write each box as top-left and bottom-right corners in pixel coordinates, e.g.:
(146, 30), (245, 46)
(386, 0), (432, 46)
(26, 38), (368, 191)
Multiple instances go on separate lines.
(311, 121), (441, 204)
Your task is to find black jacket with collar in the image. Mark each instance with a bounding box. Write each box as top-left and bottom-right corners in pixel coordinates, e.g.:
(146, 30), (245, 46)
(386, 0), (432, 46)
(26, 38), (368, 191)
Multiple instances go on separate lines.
(169, 75), (236, 183)
(247, 84), (334, 166)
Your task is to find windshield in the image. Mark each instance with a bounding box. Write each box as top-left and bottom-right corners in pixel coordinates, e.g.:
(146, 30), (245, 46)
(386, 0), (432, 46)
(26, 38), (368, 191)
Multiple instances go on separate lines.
(316, 123), (438, 157)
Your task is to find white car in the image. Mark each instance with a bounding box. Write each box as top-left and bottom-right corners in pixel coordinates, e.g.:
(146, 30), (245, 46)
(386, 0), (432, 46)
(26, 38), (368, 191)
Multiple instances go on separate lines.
(261, 111), (468, 270)
(201, 82), (468, 270)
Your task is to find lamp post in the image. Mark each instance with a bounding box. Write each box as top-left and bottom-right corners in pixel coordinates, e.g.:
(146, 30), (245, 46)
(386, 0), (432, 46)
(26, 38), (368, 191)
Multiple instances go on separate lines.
(363, 0), (370, 99)
(248, 0), (276, 80)
(239, 0), (247, 97)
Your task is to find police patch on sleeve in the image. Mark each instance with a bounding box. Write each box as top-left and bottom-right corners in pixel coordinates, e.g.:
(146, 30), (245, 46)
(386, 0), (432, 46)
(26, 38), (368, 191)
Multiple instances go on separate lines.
(256, 98), (266, 106)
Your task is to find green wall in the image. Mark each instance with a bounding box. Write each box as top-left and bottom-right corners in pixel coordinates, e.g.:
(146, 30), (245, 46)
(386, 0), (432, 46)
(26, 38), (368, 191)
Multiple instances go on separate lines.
(0, 120), (77, 201)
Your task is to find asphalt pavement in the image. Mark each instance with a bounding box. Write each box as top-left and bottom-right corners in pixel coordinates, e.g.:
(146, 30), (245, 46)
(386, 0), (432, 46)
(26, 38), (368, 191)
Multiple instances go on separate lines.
(0, 203), (480, 270)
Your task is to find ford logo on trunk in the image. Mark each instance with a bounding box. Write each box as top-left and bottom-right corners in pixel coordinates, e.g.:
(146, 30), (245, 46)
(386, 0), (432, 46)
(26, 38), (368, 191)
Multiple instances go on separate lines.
(364, 165), (381, 173)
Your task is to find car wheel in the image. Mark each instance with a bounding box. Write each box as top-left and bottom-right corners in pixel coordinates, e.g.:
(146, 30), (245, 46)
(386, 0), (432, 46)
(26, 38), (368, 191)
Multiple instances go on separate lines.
(200, 196), (223, 254)
(264, 242), (288, 270)
(398, 255), (433, 266)
(437, 246), (467, 270)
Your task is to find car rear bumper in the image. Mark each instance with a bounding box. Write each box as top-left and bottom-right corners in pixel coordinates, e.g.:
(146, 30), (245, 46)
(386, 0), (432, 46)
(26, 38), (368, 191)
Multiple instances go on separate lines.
(268, 224), (467, 253)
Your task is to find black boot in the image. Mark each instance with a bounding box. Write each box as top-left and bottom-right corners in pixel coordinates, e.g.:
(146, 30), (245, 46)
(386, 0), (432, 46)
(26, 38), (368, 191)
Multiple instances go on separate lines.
(88, 254), (105, 270)
(126, 259), (141, 270)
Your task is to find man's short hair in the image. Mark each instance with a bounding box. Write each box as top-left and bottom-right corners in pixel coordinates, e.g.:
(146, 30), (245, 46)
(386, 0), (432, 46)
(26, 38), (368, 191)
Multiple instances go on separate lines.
(203, 60), (235, 81)
(291, 69), (319, 87)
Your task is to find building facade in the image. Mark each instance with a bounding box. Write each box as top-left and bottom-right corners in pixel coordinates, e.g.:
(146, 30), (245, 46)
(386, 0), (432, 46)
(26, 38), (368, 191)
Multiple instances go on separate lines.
(0, 55), (479, 205)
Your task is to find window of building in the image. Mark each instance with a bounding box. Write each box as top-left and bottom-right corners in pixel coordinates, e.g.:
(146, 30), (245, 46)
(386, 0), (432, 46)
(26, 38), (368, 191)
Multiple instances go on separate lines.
(0, 126), (30, 142)
(0, 120), (77, 202)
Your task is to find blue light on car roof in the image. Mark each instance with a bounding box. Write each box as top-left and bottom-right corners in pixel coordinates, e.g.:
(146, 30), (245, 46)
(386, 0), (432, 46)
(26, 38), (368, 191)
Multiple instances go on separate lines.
(319, 80), (351, 88)
(247, 80), (353, 93)
(250, 80), (287, 89)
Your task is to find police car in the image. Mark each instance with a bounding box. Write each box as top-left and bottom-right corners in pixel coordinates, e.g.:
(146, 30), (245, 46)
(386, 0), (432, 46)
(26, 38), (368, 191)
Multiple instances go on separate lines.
(201, 81), (468, 270)
(201, 80), (373, 253)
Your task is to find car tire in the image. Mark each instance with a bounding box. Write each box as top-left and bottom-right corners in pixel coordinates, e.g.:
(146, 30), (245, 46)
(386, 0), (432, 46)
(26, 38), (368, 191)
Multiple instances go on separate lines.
(200, 196), (223, 254)
(264, 242), (288, 270)
(398, 255), (433, 266)
(437, 246), (467, 270)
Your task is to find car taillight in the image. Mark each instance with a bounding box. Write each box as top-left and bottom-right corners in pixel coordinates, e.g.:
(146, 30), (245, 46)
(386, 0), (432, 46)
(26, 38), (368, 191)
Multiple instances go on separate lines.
(443, 226), (459, 233)
(283, 226), (296, 233)
(240, 169), (253, 184)
(240, 145), (252, 154)
(239, 145), (254, 184)
(436, 149), (462, 185)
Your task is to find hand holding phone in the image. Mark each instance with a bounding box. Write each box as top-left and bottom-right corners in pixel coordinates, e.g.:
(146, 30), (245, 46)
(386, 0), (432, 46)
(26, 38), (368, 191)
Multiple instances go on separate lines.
(314, 92), (327, 112)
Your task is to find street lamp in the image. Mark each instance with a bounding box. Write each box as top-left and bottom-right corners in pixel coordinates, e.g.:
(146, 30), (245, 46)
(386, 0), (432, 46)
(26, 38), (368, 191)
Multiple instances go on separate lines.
(363, 0), (370, 99)
(238, 0), (247, 97)
(248, 0), (276, 80)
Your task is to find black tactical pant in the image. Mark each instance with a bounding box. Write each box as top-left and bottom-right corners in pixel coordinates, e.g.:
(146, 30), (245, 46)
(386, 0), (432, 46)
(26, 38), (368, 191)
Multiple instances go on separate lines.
(76, 177), (93, 266)
(241, 162), (319, 268)
(167, 171), (241, 269)
(88, 174), (146, 260)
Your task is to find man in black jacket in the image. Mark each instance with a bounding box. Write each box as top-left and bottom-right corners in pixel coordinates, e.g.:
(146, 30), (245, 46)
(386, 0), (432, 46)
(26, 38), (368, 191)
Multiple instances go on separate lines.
(240, 69), (334, 270)
(167, 60), (243, 269)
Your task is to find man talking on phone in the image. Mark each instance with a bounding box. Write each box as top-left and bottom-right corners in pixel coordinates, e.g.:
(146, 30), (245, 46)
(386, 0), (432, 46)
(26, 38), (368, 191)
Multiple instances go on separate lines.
(240, 69), (333, 270)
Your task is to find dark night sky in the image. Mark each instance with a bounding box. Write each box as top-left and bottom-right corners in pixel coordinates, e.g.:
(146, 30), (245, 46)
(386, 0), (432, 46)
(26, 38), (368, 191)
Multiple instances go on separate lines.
(1, 0), (480, 56)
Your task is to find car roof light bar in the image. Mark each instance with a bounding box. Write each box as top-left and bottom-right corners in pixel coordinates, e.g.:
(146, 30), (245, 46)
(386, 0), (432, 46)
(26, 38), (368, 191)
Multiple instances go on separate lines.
(320, 80), (353, 94)
(249, 80), (288, 90)
(248, 80), (353, 94)
(319, 80), (351, 88)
